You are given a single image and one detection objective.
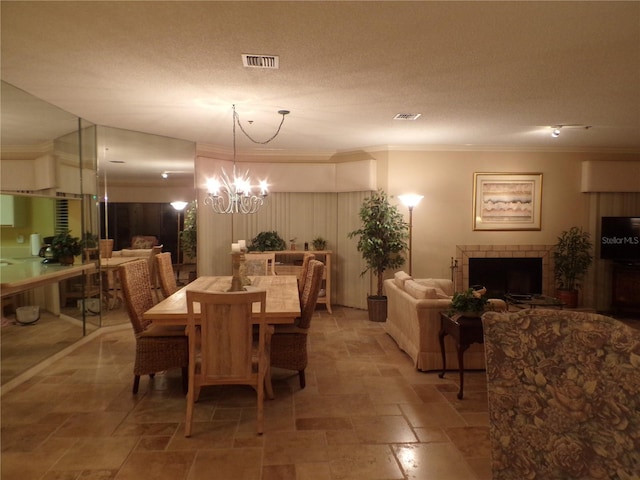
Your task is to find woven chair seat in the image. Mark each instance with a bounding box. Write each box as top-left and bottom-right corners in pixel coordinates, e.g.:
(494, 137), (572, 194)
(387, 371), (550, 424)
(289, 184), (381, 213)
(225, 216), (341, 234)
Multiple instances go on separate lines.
(120, 259), (188, 394)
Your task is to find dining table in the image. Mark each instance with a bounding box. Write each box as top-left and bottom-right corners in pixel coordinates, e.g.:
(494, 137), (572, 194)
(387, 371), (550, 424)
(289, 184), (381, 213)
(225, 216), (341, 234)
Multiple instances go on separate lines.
(143, 275), (301, 325)
(100, 256), (147, 309)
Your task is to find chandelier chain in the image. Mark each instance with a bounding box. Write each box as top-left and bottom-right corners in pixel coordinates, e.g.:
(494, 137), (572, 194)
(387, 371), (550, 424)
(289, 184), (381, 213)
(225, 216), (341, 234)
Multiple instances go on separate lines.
(233, 105), (288, 145)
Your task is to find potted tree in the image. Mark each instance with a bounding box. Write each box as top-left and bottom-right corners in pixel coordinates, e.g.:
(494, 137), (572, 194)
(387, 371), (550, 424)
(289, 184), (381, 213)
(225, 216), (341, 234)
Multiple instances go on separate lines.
(51, 230), (83, 265)
(179, 201), (197, 281)
(348, 190), (408, 321)
(553, 226), (593, 308)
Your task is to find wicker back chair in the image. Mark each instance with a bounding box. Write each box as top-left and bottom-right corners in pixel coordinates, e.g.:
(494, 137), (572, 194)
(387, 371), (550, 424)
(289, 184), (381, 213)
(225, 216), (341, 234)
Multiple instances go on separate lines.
(99, 239), (113, 259)
(270, 259), (324, 388)
(156, 252), (178, 298)
(119, 259), (188, 394)
(147, 245), (163, 302)
(244, 252), (276, 276)
(184, 289), (270, 436)
(298, 253), (316, 295)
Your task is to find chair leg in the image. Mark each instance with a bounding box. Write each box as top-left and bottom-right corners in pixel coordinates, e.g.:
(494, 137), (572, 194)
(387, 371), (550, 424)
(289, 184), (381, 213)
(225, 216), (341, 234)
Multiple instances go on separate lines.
(185, 387), (194, 437)
(132, 375), (140, 394)
(181, 367), (188, 394)
(298, 370), (306, 389)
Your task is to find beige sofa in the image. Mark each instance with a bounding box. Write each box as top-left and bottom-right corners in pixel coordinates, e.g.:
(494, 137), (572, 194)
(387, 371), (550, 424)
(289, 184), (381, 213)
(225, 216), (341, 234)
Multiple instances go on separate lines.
(384, 271), (506, 371)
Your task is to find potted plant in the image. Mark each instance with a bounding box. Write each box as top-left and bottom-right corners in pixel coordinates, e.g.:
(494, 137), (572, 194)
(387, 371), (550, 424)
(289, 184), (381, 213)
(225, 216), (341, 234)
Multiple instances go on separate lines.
(450, 287), (488, 317)
(312, 236), (327, 251)
(180, 201), (197, 261)
(348, 190), (408, 321)
(51, 230), (82, 265)
(553, 226), (593, 308)
(249, 231), (287, 251)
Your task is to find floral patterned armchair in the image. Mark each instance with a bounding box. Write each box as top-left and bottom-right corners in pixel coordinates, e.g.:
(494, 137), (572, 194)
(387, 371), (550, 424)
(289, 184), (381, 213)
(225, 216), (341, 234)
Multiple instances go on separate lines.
(482, 309), (640, 480)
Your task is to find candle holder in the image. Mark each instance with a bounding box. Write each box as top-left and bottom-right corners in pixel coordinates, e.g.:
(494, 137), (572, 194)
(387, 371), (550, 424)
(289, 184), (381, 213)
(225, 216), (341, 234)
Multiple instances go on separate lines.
(228, 252), (245, 292)
(239, 250), (251, 286)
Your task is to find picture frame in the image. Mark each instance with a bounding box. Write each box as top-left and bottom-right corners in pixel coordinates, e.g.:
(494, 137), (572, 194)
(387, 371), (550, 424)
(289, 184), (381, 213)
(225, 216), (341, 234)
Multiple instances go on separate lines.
(473, 172), (542, 231)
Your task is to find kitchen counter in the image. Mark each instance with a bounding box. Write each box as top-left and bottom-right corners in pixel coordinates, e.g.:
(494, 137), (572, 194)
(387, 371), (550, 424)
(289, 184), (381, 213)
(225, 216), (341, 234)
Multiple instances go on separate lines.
(0, 257), (95, 297)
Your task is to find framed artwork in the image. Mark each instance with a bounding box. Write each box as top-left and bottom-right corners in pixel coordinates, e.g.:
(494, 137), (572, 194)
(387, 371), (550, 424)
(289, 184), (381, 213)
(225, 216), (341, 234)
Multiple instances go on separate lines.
(473, 173), (542, 231)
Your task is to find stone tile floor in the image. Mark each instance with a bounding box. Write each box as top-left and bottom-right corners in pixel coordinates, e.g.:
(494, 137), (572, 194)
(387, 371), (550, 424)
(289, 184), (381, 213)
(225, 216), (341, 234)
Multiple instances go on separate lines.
(1, 305), (493, 480)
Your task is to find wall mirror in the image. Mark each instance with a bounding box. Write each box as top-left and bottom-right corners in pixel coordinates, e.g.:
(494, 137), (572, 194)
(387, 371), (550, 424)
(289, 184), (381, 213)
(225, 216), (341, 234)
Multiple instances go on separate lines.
(1, 80), (98, 386)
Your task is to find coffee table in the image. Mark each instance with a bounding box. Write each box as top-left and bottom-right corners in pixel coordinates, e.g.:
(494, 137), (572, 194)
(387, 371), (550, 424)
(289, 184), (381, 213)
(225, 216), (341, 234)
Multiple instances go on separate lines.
(504, 293), (564, 309)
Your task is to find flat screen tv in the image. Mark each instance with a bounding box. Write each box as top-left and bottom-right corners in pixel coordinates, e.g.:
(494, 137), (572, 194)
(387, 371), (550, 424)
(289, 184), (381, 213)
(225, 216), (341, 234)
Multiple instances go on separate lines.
(600, 217), (640, 260)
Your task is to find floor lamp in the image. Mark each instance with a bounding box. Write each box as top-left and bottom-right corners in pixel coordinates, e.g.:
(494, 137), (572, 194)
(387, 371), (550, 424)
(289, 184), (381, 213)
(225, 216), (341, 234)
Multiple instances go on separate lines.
(398, 194), (423, 276)
(170, 201), (188, 282)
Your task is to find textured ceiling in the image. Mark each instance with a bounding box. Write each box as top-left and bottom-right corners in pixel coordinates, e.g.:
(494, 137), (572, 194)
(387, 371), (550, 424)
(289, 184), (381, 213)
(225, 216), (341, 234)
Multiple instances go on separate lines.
(1, 1), (639, 181)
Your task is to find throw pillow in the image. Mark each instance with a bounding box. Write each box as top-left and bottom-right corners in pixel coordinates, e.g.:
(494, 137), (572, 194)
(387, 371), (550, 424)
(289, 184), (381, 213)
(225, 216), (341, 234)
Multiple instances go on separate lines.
(404, 280), (438, 299)
(415, 278), (452, 298)
(394, 271), (413, 289)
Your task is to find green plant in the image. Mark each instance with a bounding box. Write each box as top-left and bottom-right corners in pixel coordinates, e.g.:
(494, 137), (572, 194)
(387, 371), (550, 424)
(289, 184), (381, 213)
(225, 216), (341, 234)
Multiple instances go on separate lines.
(51, 230), (82, 258)
(553, 226), (593, 291)
(82, 231), (98, 248)
(249, 231), (286, 251)
(179, 201), (197, 259)
(312, 236), (327, 251)
(348, 190), (408, 297)
(450, 288), (488, 315)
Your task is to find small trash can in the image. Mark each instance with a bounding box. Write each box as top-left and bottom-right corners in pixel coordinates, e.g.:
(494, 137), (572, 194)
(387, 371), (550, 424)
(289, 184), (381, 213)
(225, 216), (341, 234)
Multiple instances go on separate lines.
(16, 306), (40, 325)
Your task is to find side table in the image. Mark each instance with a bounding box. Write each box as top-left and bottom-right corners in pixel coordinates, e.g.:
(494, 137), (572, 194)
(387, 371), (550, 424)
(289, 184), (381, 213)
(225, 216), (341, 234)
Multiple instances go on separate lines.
(438, 312), (484, 399)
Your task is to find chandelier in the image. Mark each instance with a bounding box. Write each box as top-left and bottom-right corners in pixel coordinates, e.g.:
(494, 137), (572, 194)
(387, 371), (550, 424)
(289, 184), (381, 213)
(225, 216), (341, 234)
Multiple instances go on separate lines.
(205, 104), (289, 214)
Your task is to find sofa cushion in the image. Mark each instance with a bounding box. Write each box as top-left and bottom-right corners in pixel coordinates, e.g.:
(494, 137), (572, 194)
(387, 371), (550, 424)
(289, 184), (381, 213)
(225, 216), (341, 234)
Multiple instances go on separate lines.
(394, 271), (413, 289)
(119, 248), (153, 257)
(415, 278), (453, 298)
(131, 235), (158, 249)
(404, 280), (439, 299)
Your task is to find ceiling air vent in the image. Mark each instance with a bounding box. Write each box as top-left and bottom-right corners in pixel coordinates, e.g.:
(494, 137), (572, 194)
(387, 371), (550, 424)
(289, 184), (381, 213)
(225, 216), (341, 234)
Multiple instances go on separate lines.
(393, 113), (422, 121)
(242, 54), (279, 69)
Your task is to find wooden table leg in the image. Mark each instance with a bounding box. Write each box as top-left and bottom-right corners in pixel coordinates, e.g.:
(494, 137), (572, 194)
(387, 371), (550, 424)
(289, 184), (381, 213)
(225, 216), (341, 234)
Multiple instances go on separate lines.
(456, 342), (470, 399)
(438, 321), (447, 379)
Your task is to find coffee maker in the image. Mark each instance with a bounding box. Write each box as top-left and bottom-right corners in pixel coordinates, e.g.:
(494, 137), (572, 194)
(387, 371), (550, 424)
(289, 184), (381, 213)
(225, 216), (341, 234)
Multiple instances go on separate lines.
(39, 236), (58, 264)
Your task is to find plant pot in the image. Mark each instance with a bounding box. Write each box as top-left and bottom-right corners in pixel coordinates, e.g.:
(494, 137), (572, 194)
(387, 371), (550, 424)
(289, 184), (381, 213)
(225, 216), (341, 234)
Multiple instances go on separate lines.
(458, 310), (483, 318)
(367, 295), (387, 322)
(556, 289), (578, 308)
(59, 256), (75, 266)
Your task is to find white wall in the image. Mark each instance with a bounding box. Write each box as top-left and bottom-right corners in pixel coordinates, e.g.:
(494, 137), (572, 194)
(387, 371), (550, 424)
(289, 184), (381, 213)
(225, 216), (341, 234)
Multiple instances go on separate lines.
(134, 147), (640, 310)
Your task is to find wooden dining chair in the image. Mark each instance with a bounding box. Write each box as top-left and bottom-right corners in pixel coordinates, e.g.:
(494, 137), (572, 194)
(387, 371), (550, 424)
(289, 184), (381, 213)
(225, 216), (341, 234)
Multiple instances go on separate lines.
(156, 252), (178, 298)
(298, 253), (316, 295)
(244, 252), (276, 276)
(119, 259), (189, 394)
(184, 289), (270, 436)
(270, 259), (324, 389)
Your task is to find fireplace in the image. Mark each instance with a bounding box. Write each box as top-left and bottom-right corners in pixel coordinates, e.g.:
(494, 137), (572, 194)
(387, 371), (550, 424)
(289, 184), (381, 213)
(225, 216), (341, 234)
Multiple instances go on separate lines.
(469, 257), (542, 299)
(455, 244), (555, 297)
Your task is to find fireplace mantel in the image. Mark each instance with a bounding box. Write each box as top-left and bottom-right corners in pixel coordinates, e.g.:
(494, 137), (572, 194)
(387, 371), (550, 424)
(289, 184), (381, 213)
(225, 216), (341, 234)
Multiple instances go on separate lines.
(455, 245), (555, 296)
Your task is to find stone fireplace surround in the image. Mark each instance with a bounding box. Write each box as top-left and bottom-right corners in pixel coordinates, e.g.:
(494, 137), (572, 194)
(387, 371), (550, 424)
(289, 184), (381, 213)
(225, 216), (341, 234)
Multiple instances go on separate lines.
(455, 244), (555, 297)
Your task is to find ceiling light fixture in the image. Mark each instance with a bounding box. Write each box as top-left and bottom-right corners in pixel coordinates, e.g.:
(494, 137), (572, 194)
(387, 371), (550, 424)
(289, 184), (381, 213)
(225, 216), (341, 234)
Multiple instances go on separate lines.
(550, 124), (592, 138)
(161, 172), (168, 179)
(205, 104), (290, 214)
